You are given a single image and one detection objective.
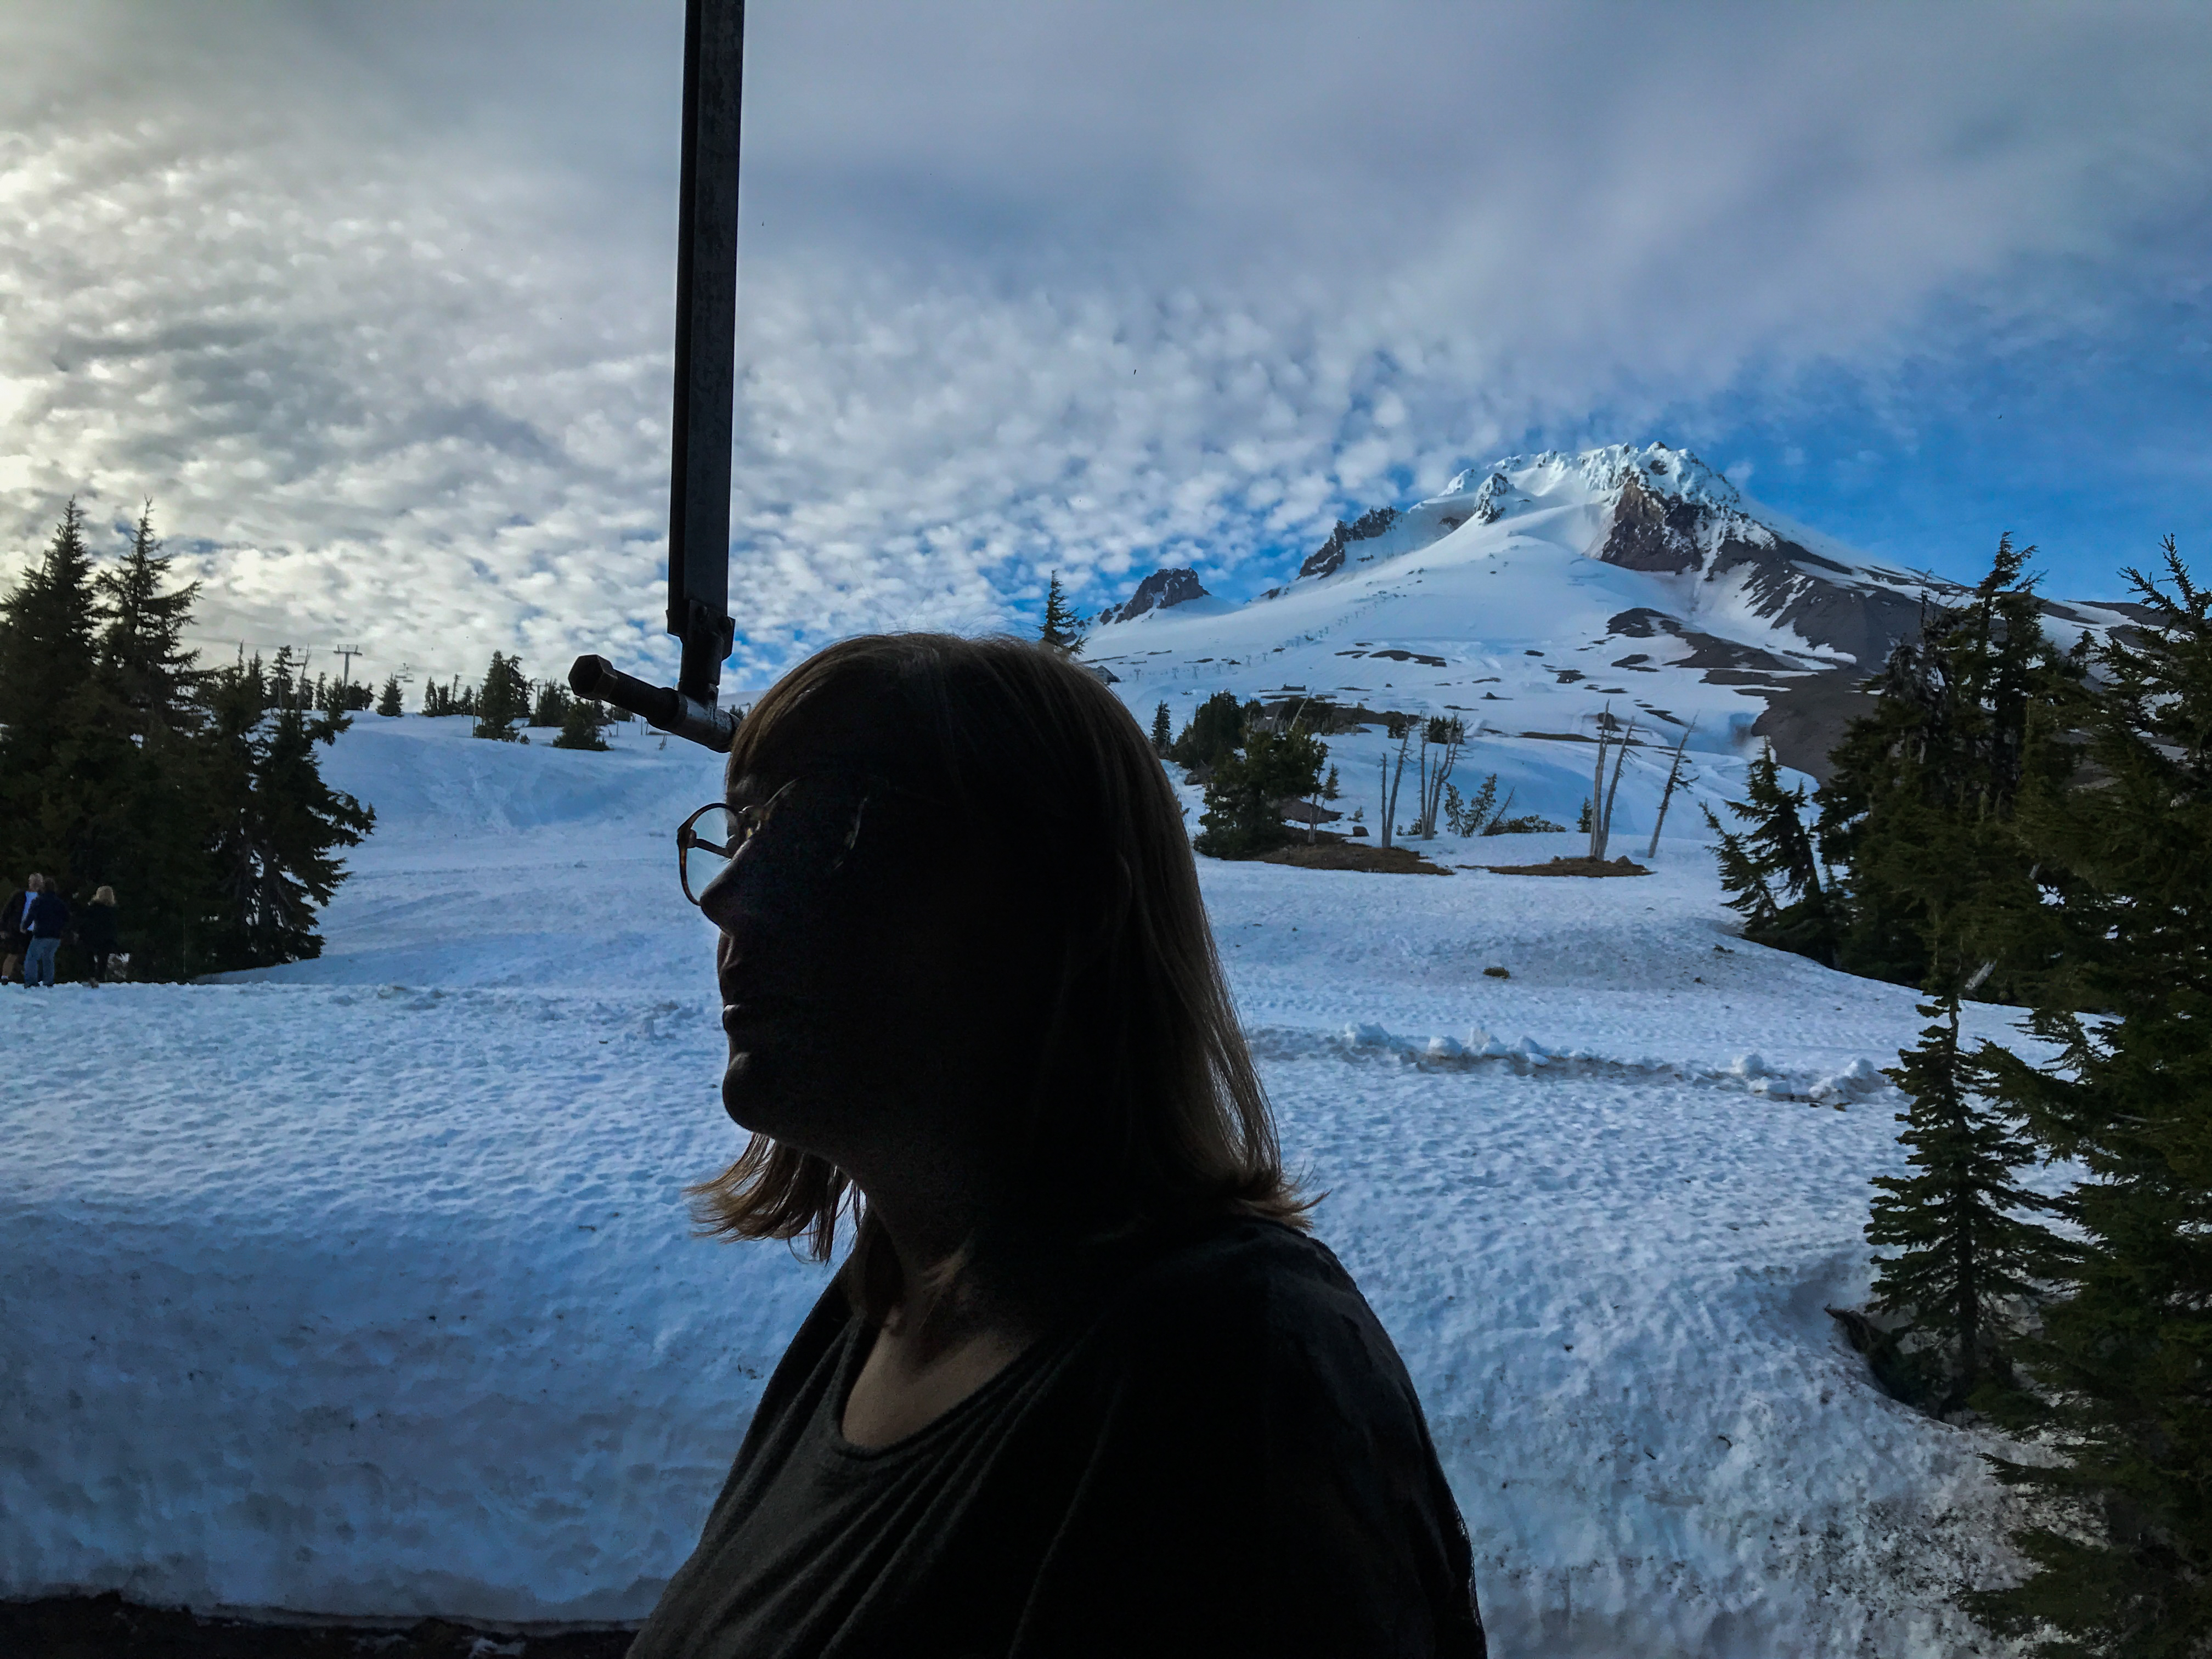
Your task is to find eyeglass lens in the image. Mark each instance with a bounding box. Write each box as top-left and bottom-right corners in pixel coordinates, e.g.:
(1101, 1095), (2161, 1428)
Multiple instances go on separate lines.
(680, 778), (876, 906)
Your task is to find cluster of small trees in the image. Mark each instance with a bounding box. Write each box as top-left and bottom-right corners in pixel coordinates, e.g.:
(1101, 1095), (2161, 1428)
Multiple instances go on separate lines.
(1708, 535), (2212, 1651)
(1159, 692), (1329, 858)
(1159, 691), (1576, 857)
(394, 652), (613, 750)
(0, 502), (373, 979)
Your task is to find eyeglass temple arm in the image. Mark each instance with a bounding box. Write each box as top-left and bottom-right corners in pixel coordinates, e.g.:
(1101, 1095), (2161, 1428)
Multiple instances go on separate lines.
(571, 655), (738, 753)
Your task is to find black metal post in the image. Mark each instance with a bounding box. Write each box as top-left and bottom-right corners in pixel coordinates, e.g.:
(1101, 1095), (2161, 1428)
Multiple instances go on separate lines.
(669, 0), (742, 705)
(573, 0), (743, 752)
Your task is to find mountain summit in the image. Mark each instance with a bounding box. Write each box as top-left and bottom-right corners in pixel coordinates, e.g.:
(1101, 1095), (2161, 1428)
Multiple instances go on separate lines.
(1086, 443), (2130, 811)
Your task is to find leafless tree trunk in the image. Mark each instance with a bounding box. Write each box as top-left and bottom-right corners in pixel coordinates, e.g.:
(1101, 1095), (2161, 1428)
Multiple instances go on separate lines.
(1587, 713), (1612, 860)
(1379, 727), (1412, 850)
(1644, 723), (1697, 861)
(1598, 719), (1635, 860)
(1417, 717), (1466, 837)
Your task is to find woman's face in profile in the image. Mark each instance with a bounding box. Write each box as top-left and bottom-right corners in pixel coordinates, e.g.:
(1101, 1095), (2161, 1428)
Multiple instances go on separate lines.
(696, 702), (979, 1163)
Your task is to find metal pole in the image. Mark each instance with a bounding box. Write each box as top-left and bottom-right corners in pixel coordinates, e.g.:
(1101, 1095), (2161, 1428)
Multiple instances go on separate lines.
(572, 0), (743, 751)
(668, 0), (742, 706)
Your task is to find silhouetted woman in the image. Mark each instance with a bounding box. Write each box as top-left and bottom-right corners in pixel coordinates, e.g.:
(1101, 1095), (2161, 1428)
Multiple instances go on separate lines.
(81, 886), (118, 985)
(631, 635), (1483, 1659)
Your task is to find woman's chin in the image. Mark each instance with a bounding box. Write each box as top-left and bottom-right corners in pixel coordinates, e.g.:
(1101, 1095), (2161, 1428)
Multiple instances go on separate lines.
(719, 1051), (821, 1143)
(719, 1051), (780, 1131)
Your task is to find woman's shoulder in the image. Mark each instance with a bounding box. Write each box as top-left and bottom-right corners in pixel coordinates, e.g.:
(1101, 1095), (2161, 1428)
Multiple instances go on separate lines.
(1082, 1215), (1397, 1387)
(1119, 1213), (1351, 1301)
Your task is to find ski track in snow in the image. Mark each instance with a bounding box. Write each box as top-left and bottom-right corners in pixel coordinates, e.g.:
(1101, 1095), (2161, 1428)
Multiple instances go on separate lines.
(2, 716), (2055, 1656)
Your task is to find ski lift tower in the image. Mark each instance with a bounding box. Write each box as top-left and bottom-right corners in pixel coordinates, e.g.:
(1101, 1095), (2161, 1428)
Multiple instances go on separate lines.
(570, 0), (744, 751)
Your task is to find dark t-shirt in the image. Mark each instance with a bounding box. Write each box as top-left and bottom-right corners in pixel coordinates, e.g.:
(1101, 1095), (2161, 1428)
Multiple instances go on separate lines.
(629, 1217), (1484, 1659)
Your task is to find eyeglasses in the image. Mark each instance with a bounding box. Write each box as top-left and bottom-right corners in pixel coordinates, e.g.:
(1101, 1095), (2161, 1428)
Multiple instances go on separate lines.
(676, 774), (927, 907)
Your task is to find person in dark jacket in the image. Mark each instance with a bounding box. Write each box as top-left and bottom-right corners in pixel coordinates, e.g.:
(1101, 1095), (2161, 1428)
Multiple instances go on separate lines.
(80, 886), (118, 985)
(631, 636), (1486, 1659)
(22, 882), (69, 988)
(0, 874), (34, 985)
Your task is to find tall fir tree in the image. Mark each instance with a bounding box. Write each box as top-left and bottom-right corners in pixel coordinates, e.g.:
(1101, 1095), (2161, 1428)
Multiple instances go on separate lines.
(1819, 534), (2084, 1001)
(1702, 743), (1839, 964)
(95, 505), (200, 730)
(0, 500), (107, 894)
(376, 675), (404, 716)
(1039, 573), (1082, 654)
(1962, 542), (2212, 1656)
(204, 687), (374, 968)
(472, 651), (528, 740)
(1150, 700), (1172, 754)
(80, 505), (215, 978)
(1866, 990), (2071, 1414)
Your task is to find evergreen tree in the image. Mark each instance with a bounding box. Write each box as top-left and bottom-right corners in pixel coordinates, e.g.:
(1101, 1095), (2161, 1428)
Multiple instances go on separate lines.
(1819, 535), (2083, 1000)
(1170, 690), (1245, 771)
(1194, 722), (1326, 858)
(472, 651), (528, 740)
(0, 500), (106, 893)
(1866, 990), (2070, 1414)
(532, 678), (572, 728)
(553, 696), (610, 751)
(77, 505), (216, 979)
(204, 691), (374, 968)
(267, 646), (302, 713)
(1702, 743), (1839, 964)
(94, 505), (200, 730)
(376, 675), (404, 716)
(1150, 701), (1172, 754)
(1039, 573), (1082, 654)
(1964, 542), (2212, 1655)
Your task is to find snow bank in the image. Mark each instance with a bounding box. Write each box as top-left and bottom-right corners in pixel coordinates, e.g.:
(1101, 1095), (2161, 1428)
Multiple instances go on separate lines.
(1, 716), (2049, 1654)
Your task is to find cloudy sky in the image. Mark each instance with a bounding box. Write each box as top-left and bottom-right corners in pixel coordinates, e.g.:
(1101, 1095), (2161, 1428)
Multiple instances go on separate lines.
(3, 1), (2208, 693)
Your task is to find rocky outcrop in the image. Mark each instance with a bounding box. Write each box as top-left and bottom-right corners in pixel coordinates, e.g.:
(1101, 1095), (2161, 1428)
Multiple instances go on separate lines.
(1101, 566), (1209, 624)
(1596, 473), (1929, 671)
(1596, 471), (1709, 574)
(1297, 506), (1402, 580)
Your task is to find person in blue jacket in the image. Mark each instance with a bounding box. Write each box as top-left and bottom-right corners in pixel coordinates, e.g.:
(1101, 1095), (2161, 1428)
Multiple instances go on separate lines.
(22, 881), (70, 988)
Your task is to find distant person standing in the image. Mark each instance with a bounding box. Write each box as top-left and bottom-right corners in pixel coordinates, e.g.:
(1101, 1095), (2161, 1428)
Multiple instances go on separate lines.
(22, 881), (68, 988)
(2, 874), (39, 985)
(80, 887), (118, 985)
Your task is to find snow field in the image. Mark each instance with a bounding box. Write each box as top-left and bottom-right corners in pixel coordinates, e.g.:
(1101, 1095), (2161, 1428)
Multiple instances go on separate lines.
(1, 714), (2050, 1655)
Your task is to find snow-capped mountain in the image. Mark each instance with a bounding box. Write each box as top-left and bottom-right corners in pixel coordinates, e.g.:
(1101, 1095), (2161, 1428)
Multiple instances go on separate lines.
(1084, 444), (2132, 802)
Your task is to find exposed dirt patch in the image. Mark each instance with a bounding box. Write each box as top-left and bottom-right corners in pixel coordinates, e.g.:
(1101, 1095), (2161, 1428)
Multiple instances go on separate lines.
(0, 1595), (637, 1659)
(1478, 855), (1652, 878)
(1254, 842), (1453, 876)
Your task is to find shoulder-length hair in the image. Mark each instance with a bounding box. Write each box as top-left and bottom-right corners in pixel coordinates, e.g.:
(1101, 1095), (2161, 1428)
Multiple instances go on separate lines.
(690, 633), (1307, 1319)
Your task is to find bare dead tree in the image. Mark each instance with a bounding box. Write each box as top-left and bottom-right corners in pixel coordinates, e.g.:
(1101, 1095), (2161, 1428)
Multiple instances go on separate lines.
(1587, 709), (1613, 860)
(1644, 723), (1698, 860)
(1598, 718), (1636, 860)
(1416, 715), (1469, 837)
(1378, 717), (1413, 850)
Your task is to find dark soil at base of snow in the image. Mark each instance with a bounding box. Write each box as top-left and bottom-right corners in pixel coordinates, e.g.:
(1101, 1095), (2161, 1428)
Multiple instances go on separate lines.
(0, 1596), (635, 1659)
(1480, 855), (1651, 877)
(1255, 842), (1453, 874)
